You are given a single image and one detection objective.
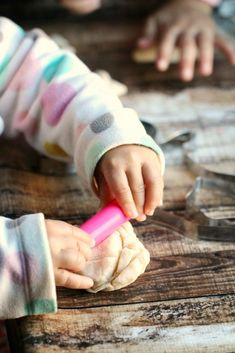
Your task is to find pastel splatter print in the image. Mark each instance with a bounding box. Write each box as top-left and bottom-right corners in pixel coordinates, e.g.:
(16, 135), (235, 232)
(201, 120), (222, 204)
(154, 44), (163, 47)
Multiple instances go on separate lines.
(7, 53), (41, 91)
(0, 54), (11, 85)
(43, 54), (72, 83)
(4, 251), (38, 286)
(25, 299), (56, 316)
(90, 113), (114, 133)
(44, 142), (69, 157)
(5, 217), (25, 230)
(41, 83), (77, 126)
(85, 141), (106, 180)
(12, 111), (39, 136)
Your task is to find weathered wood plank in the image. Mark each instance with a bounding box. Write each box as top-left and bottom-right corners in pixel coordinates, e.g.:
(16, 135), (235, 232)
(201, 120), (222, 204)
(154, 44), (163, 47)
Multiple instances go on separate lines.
(22, 20), (235, 92)
(8, 295), (235, 353)
(0, 0), (161, 21)
(0, 165), (194, 220)
(0, 168), (97, 219)
(56, 247), (235, 308)
(0, 164), (234, 308)
(2, 14), (235, 353)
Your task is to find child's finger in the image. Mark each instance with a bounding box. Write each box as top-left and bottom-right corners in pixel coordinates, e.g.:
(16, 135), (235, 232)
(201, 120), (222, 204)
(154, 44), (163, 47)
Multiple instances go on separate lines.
(105, 169), (138, 219)
(179, 34), (197, 81)
(59, 248), (88, 272)
(156, 27), (179, 71)
(127, 169), (146, 221)
(71, 225), (95, 247)
(197, 32), (214, 76)
(142, 164), (163, 216)
(96, 174), (114, 207)
(55, 269), (94, 289)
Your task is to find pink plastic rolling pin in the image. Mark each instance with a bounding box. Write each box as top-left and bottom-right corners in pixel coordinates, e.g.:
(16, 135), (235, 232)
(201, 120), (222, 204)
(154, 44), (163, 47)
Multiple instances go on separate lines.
(80, 200), (130, 246)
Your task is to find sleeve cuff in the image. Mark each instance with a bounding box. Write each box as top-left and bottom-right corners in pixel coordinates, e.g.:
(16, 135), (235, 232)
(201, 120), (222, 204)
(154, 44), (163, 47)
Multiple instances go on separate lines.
(74, 108), (165, 188)
(0, 213), (57, 319)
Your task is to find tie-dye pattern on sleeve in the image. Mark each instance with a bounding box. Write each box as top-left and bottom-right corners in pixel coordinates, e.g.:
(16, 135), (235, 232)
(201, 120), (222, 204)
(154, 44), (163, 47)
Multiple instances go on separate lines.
(0, 213), (57, 319)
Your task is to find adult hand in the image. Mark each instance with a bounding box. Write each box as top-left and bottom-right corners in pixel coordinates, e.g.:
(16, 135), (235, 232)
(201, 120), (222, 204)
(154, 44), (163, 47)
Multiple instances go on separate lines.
(137, 0), (235, 81)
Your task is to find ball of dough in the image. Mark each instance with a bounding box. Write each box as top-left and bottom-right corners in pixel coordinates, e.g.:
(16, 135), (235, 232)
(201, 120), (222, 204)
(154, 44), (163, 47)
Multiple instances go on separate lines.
(81, 222), (150, 292)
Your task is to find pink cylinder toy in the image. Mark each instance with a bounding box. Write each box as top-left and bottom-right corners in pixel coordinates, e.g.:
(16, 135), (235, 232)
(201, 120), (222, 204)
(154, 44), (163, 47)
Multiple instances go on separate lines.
(80, 200), (130, 246)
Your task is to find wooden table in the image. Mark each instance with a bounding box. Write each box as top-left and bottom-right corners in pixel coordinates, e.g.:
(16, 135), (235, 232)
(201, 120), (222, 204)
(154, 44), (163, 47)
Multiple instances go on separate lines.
(3, 17), (235, 353)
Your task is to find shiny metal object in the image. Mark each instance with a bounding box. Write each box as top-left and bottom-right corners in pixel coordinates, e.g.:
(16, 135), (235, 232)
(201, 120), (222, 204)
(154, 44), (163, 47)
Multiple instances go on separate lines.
(185, 177), (235, 241)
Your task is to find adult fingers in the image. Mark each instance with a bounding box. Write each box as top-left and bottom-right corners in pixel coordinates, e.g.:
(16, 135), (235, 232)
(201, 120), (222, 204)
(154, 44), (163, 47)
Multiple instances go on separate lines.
(142, 163), (163, 216)
(178, 33), (197, 81)
(215, 33), (235, 66)
(137, 15), (158, 48)
(55, 269), (94, 289)
(197, 32), (214, 76)
(156, 27), (180, 71)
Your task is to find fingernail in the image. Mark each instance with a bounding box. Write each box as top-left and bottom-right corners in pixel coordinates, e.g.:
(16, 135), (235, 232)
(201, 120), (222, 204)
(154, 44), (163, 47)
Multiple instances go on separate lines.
(146, 209), (154, 216)
(137, 214), (147, 222)
(202, 64), (212, 76)
(182, 69), (193, 81)
(127, 209), (138, 219)
(137, 37), (150, 48)
(90, 239), (96, 248)
(160, 199), (163, 206)
(157, 59), (168, 71)
(87, 278), (94, 287)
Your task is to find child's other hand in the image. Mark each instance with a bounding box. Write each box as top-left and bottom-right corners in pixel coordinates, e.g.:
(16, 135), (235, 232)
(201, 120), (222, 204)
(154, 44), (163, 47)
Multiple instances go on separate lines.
(45, 219), (95, 289)
(137, 0), (235, 81)
(94, 145), (164, 221)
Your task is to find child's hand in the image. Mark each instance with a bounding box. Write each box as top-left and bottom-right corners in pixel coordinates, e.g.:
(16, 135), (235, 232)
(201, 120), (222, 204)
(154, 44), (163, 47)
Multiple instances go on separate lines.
(45, 219), (95, 289)
(94, 145), (163, 221)
(137, 0), (235, 81)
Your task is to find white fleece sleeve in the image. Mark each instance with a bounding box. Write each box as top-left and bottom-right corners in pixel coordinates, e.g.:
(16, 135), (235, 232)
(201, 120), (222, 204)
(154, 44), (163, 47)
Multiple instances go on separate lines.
(0, 17), (164, 188)
(0, 213), (57, 319)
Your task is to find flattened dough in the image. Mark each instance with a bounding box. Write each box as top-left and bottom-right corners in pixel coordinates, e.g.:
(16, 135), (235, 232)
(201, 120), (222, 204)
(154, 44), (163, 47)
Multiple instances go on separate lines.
(81, 222), (150, 292)
(132, 45), (180, 64)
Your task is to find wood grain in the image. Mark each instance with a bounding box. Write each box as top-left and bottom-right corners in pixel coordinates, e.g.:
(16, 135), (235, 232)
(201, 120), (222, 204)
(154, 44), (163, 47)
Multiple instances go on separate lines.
(3, 11), (235, 353)
(8, 295), (235, 353)
(19, 19), (235, 93)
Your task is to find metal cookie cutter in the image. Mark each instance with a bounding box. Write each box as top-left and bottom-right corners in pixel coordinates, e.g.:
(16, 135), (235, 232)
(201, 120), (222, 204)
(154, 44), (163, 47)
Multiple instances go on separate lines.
(150, 209), (233, 242)
(185, 153), (235, 182)
(183, 125), (235, 182)
(160, 129), (235, 181)
(159, 129), (195, 146)
(185, 176), (235, 242)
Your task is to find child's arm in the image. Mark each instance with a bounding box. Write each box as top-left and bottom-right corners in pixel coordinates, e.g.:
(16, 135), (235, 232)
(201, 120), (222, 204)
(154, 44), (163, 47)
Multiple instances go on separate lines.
(0, 213), (56, 319)
(137, 0), (235, 81)
(0, 214), (94, 319)
(0, 17), (164, 219)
